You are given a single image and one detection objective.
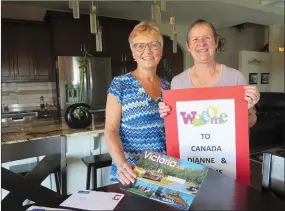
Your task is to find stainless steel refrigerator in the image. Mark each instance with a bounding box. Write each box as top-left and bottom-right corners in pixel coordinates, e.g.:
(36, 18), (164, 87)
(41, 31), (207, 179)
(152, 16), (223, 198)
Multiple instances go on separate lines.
(57, 56), (112, 116)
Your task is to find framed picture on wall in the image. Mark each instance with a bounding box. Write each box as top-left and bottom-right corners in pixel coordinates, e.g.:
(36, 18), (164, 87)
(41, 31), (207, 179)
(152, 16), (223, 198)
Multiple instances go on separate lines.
(249, 73), (258, 84)
(261, 73), (269, 84)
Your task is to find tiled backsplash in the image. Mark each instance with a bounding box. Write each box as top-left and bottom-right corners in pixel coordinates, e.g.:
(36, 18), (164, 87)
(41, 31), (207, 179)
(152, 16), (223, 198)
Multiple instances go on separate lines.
(1, 82), (57, 111)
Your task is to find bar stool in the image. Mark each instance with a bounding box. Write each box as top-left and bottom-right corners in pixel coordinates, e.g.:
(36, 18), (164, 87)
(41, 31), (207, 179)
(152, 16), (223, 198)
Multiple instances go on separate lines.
(82, 153), (112, 190)
(9, 162), (61, 193)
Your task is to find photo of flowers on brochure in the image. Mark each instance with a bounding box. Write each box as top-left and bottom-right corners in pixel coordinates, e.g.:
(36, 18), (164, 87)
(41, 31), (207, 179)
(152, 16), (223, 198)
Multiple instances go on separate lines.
(123, 150), (208, 210)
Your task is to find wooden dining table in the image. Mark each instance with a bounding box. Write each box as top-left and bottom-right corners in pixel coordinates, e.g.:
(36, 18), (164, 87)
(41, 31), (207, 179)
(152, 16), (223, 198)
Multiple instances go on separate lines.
(24, 169), (285, 211)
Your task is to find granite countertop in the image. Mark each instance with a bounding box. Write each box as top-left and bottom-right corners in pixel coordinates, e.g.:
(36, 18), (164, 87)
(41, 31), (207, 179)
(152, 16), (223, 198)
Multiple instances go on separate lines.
(1, 118), (105, 145)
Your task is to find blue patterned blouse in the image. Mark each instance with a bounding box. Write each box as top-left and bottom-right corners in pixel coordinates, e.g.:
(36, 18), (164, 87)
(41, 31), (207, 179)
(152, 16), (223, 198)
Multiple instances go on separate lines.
(107, 72), (170, 183)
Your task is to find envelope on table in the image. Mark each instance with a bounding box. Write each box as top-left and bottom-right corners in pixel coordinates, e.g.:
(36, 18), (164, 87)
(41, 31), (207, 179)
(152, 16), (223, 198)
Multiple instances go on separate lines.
(60, 190), (124, 210)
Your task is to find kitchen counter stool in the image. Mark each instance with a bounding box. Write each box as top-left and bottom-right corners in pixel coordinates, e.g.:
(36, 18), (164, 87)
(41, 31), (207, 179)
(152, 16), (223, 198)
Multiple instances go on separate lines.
(82, 153), (112, 190)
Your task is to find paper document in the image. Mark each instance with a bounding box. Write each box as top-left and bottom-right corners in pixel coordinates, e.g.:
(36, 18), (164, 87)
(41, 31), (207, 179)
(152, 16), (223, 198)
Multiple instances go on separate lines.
(26, 206), (68, 210)
(60, 190), (124, 210)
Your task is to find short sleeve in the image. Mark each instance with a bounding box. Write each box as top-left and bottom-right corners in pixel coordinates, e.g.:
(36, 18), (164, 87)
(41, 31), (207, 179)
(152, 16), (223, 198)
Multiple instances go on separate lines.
(237, 72), (248, 85)
(107, 76), (123, 104)
(170, 76), (178, 89)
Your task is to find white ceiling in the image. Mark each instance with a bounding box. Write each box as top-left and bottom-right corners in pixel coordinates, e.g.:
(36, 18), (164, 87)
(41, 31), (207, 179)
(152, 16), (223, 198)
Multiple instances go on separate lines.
(1, 1), (284, 29)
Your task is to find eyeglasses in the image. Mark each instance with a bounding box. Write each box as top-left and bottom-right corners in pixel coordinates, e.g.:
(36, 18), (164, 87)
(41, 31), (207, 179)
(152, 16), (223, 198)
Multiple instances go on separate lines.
(132, 41), (161, 52)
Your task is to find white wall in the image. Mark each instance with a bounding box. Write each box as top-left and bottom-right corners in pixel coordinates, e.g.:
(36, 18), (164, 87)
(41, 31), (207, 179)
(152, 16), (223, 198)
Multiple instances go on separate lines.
(215, 23), (267, 70)
(239, 51), (284, 93)
(269, 53), (284, 92)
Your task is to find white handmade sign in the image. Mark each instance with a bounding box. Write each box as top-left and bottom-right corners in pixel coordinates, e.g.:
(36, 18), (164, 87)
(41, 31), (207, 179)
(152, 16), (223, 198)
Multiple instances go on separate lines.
(163, 86), (250, 185)
(176, 99), (236, 179)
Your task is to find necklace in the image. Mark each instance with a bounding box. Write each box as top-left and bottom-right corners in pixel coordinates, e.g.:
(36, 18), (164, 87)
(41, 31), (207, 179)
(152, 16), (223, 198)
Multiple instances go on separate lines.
(193, 64), (217, 85)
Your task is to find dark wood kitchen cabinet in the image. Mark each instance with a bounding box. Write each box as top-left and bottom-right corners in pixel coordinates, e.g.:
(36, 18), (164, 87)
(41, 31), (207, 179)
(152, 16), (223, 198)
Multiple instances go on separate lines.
(44, 11), (139, 76)
(44, 11), (103, 56)
(1, 20), (54, 82)
(2, 13), (184, 84)
(2, 22), (34, 81)
(32, 24), (54, 81)
(99, 16), (139, 77)
(1, 22), (13, 81)
(43, 11), (183, 80)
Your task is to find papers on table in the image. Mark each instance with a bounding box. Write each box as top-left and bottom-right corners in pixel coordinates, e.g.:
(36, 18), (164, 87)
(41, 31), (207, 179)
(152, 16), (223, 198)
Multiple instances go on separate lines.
(59, 190), (124, 210)
(26, 206), (68, 210)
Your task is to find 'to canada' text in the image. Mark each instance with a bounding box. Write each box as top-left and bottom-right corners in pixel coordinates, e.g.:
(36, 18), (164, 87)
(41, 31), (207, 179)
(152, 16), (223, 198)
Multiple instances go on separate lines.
(145, 151), (177, 167)
(188, 157), (215, 164)
(180, 106), (228, 127)
(191, 145), (222, 151)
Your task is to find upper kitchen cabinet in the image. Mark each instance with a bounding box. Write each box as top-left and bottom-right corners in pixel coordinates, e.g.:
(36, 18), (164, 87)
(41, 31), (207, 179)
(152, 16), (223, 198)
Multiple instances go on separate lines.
(32, 24), (54, 81)
(44, 11), (106, 56)
(99, 17), (139, 76)
(1, 22), (13, 81)
(1, 20), (54, 82)
(2, 21), (34, 81)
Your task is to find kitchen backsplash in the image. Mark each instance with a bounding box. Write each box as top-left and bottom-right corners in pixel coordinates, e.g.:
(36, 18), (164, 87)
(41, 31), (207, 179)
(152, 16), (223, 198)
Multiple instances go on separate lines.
(1, 82), (57, 111)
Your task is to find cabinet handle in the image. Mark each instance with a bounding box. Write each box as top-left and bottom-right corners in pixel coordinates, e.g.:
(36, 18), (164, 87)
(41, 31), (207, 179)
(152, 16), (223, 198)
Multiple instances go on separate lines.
(80, 44), (86, 52)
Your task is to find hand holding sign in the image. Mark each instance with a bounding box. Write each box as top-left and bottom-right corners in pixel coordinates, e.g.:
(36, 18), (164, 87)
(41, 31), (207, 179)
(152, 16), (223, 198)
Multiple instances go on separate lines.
(158, 102), (171, 118)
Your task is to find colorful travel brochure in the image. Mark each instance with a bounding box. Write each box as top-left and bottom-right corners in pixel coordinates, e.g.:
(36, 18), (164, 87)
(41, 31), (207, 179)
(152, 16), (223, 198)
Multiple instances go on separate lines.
(122, 150), (208, 210)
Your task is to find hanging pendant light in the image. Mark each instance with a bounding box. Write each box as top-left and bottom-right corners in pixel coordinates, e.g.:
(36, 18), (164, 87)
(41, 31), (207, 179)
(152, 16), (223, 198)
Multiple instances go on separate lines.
(170, 15), (177, 53)
(73, 0), (80, 19)
(170, 16), (175, 40)
(90, 1), (98, 34)
(160, 1), (166, 11)
(151, 3), (156, 22)
(170, 16), (175, 25)
(155, 4), (161, 24)
(69, 0), (73, 9)
(96, 21), (103, 52)
(173, 31), (177, 53)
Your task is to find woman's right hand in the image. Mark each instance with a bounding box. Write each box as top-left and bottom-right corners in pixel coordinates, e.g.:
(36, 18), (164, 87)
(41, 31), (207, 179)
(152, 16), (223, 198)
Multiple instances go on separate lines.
(158, 102), (171, 118)
(117, 162), (137, 186)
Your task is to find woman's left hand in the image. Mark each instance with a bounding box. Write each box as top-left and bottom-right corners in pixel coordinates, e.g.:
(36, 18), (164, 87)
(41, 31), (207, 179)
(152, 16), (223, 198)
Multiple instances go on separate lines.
(243, 85), (260, 109)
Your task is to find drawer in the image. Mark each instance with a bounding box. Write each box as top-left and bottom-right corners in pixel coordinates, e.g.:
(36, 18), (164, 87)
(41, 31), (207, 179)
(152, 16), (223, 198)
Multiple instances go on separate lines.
(37, 110), (58, 119)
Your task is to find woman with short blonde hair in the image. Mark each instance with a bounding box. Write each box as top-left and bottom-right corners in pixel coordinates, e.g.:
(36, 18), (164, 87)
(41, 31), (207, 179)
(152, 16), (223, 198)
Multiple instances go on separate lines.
(128, 21), (164, 48)
(104, 21), (170, 185)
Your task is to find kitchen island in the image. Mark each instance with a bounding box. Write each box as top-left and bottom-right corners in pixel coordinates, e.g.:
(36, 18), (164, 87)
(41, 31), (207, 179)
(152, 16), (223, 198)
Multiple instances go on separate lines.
(1, 118), (105, 144)
(1, 118), (111, 199)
